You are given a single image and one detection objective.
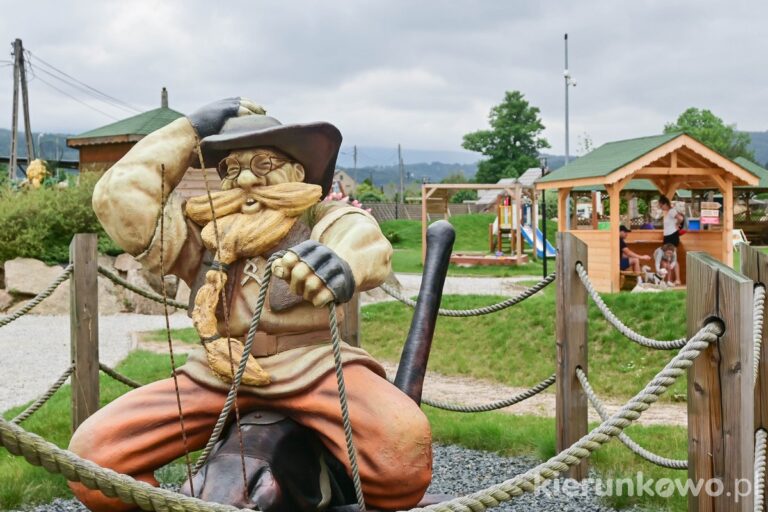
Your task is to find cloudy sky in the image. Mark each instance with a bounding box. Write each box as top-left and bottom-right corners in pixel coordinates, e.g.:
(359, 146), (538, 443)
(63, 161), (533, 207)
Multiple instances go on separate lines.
(1, 0), (766, 160)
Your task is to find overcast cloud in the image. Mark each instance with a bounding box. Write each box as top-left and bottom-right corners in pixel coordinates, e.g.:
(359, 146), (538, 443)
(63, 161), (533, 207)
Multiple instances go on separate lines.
(1, 0), (766, 158)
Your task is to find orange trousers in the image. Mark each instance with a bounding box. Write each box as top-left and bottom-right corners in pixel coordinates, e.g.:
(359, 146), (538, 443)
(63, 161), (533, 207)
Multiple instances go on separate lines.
(68, 365), (432, 511)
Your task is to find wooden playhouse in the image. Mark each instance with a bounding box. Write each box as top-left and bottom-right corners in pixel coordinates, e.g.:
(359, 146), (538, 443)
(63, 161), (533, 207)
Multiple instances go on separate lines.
(536, 133), (760, 292)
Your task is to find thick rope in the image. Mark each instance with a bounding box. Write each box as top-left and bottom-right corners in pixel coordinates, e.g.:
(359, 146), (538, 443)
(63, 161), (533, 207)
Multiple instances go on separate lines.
(421, 374), (556, 413)
(97, 265), (188, 310)
(575, 367), (687, 470)
(575, 263), (686, 350)
(0, 264), (73, 327)
(0, 418), (249, 512)
(378, 273), (555, 317)
(754, 285), (766, 385)
(99, 363), (142, 389)
(755, 429), (767, 512)
(407, 322), (721, 512)
(11, 366), (74, 424)
(328, 304), (367, 512)
(192, 252), (284, 473)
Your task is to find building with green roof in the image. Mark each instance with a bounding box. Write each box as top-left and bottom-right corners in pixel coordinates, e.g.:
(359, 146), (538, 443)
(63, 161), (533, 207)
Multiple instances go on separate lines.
(536, 132), (759, 292)
(67, 88), (183, 172)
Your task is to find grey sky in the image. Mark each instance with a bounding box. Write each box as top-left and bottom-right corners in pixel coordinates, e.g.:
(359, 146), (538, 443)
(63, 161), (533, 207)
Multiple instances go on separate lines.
(1, 0), (766, 158)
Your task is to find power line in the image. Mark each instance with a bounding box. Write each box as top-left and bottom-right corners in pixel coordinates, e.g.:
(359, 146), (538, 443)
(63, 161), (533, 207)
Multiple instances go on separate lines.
(33, 74), (121, 121)
(26, 50), (141, 113)
(27, 61), (138, 115)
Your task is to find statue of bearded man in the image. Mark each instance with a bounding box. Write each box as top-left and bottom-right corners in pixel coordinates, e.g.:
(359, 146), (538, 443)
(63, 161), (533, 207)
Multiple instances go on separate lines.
(67, 98), (432, 512)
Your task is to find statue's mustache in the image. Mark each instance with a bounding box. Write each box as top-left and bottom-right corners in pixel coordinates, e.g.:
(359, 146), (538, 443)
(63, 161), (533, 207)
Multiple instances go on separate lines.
(185, 182), (323, 226)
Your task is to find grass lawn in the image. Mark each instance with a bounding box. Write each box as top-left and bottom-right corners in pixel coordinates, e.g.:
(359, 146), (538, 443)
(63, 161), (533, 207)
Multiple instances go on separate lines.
(380, 215), (556, 277)
(2, 349), (689, 512)
(0, 351), (189, 510)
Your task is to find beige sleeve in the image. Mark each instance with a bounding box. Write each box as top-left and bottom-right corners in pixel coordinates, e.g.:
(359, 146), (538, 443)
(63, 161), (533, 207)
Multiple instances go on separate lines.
(311, 205), (392, 291)
(92, 117), (200, 275)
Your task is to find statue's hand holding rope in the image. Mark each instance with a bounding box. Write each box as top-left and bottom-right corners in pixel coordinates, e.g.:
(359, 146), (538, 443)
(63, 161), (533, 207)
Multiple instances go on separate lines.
(272, 240), (356, 307)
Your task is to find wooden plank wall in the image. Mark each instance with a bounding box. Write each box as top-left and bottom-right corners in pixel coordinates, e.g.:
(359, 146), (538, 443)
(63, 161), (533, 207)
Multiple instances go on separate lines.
(175, 168), (222, 199)
(571, 230), (612, 291)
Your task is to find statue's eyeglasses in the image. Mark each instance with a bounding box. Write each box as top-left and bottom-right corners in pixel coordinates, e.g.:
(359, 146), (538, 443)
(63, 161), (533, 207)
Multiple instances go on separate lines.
(218, 153), (289, 180)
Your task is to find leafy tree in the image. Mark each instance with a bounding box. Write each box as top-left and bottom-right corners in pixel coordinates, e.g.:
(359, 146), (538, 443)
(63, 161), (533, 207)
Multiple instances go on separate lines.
(440, 171), (478, 203)
(664, 108), (754, 160)
(353, 180), (386, 203)
(462, 91), (550, 183)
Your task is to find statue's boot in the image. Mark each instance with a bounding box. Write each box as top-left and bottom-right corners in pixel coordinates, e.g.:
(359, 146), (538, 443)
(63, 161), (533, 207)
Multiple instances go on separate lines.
(180, 411), (357, 512)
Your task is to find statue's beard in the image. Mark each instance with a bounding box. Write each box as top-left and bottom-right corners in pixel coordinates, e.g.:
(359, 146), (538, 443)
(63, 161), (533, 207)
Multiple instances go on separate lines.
(185, 182), (322, 362)
(186, 182), (322, 264)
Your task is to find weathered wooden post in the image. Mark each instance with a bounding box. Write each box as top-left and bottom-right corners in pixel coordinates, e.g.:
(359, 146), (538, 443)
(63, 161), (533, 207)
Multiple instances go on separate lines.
(687, 252), (754, 512)
(340, 292), (361, 347)
(70, 233), (99, 431)
(556, 232), (588, 480)
(739, 244), (768, 509)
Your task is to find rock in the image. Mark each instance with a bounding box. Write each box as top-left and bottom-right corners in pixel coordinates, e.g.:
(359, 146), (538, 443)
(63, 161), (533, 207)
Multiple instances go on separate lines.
(114, 253), (142, 272)
(175, 279), (191, 306)
(119, 269), (176, 315)
(0, 289), (13, 311)
(98, 254), (117, 271)
(4, 258), (68, 296)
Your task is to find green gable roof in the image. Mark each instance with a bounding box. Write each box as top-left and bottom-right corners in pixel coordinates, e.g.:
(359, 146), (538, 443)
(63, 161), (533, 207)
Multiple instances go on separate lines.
(68, 107), (184, 142)
(538, 132), (682, 184)
(734, 157), (768, 189)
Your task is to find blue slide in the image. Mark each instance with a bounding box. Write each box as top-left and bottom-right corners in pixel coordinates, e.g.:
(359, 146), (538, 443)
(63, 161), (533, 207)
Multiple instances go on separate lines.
(521, 225), (556, 259)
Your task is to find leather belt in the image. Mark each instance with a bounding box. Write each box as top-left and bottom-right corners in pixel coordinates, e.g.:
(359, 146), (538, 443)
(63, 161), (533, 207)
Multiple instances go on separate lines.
(249, 329), (332, 357)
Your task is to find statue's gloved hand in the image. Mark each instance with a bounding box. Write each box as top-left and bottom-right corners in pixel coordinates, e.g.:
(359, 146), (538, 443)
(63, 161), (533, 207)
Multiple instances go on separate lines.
(271, 241), (356, 306)
(187, 97), (266, 139)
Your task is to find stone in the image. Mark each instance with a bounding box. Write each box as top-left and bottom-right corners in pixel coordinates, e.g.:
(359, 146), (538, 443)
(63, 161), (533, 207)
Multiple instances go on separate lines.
(118, 269), (176, 315)
(0, 289), (13, 311)
(175, 279), (192, 306)
(4, 258), (68, 296)
(114, 253), (142, 272)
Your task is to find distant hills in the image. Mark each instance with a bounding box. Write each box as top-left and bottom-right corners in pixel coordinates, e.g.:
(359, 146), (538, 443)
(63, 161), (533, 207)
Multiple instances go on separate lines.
(3, 127), (768, 183)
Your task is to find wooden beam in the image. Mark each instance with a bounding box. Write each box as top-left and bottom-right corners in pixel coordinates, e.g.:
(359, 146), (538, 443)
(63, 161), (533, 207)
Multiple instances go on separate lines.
(557, 188), (571, 231)
(515, 184), (523, 258)
(70, 233), (99, 431)
(687, 252), (754, 511)
(531, 189), (539, 261)
(637, 167), (719, 176)
(556, 232), (589, 481)
(591, 191), (599, 229)
(608, 184), (622, 292)
(723, 178), (734, 266)
(671, 150), (678, 170)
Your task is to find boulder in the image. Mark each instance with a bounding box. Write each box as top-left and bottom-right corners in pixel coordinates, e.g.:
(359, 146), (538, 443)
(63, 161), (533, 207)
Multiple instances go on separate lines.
(0, 289), (13, 312)
(114, 253), (142, 272)
(175, 279), (192, 306)
(118, 269), (177, 315)
(5, 258), (68, 296)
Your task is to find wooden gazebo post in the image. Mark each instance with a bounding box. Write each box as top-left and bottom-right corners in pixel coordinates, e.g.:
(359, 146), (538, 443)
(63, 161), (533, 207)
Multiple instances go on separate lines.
(531, 188), (538, 261)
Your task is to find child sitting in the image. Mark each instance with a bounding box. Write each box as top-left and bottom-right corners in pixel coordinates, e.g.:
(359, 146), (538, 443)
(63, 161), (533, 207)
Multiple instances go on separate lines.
(654, 243), (680, 286)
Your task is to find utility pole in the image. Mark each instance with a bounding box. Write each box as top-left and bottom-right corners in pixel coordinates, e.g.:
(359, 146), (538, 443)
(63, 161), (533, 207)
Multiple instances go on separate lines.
(398, 144), (405, 204)
(564, 33), (570, 165)
(9, 38), (34, 182)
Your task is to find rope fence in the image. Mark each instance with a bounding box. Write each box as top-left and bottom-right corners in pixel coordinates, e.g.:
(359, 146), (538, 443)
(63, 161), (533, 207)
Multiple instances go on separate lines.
(99, 363), (143, 389)
(575, 262), (686, 350)
(378, 273), (555, 317)
(754, 285), (766, 385)
(420, 374), (556, 413)
(97, 265), (189, 310)
(575, 367), (687, 470)
(11, 365), (74, 425)
(755, 429), (767, 512)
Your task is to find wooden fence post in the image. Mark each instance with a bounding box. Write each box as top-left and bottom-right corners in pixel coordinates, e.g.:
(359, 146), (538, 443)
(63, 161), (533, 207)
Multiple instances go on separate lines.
(556, 232), (588, 480)
(739, 243), (767, 509)
(340, 292), (361, 347)
(687, 251), (754, 512)
(70, 233), (99, 431)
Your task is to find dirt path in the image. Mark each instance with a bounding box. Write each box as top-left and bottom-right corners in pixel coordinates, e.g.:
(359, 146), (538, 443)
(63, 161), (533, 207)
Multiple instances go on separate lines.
(136, 337), (687, 428)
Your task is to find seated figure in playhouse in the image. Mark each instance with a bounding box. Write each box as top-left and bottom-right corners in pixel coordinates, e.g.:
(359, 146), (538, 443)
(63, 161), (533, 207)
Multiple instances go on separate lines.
(68, 98), (432, 511)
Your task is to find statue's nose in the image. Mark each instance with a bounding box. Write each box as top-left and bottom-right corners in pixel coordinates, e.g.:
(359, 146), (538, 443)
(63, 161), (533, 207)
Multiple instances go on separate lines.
(237, 170), (266, 191)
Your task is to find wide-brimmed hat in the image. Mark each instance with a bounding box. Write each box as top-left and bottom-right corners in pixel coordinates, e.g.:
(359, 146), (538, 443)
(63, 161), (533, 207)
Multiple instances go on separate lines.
(199, 115), (342, 196)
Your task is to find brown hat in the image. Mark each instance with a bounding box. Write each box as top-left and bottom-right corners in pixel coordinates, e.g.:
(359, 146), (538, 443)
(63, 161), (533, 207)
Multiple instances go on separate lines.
(199, 115), (342, 196)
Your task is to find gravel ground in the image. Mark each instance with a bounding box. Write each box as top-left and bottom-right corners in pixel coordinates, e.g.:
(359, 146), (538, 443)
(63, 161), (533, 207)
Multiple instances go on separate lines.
(10, 445), (631, 512)
(0, 313), (192, 411)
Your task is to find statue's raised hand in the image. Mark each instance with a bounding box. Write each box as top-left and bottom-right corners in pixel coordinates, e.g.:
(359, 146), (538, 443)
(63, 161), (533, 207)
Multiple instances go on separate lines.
(271, 241), (356, 307)
(187, 97), (266, 139)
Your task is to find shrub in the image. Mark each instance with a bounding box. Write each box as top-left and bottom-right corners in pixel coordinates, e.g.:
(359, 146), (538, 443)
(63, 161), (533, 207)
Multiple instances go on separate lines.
(0, 174), (122, 264)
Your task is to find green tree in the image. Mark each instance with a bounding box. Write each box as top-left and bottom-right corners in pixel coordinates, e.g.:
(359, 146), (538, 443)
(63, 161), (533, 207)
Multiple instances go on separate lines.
(440, 171), (478, 203)
(664, 108), (754, 160)
(353, 179), (386, 203)
(462, 91), (550, 183)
